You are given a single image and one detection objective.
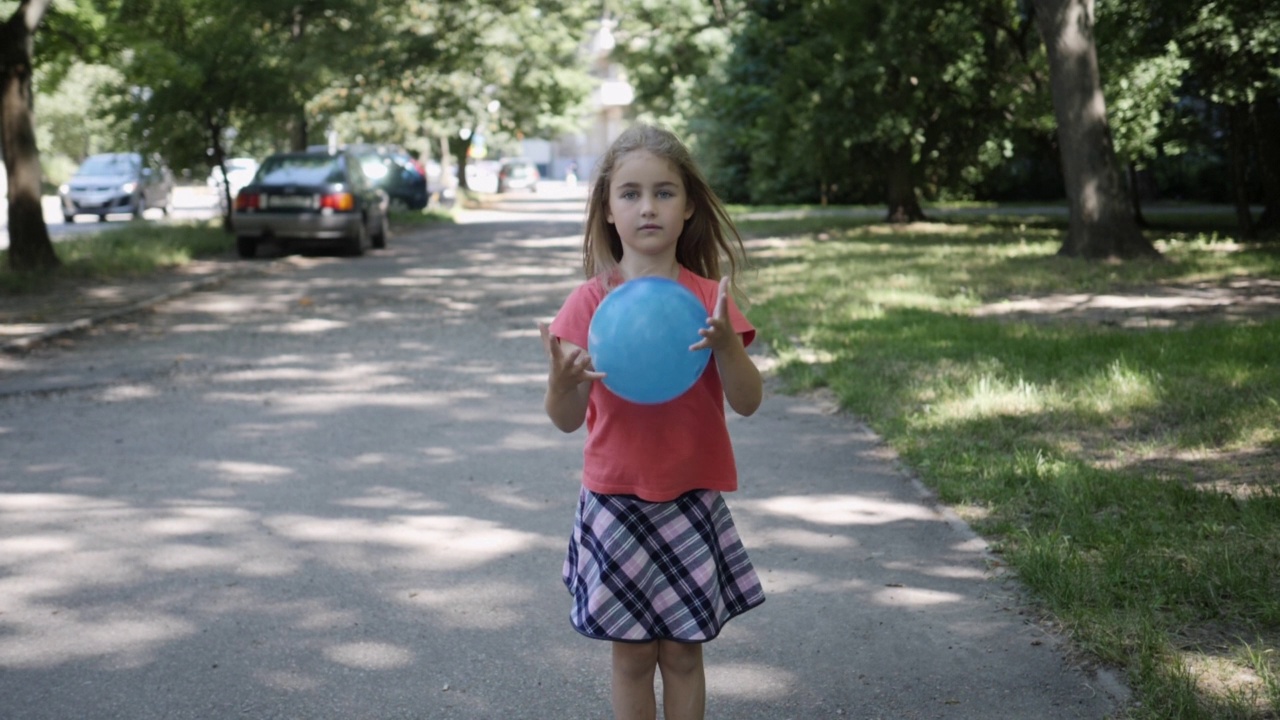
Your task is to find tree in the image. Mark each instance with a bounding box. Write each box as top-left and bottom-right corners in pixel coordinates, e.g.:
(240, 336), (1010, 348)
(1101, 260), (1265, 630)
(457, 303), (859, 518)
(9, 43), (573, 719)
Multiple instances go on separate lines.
(1031, 0), (1159, 258)
(35, 62), (126, 163)
(1172, 0), (1280, 237)
(318, 0), (595, 189)
(1095, 0), (1280, 239)
(1093, 2), (1191, 227)
(108, 3), (293, 223)
(1, 0), (58, 272)
(673, 0), (1029, 221)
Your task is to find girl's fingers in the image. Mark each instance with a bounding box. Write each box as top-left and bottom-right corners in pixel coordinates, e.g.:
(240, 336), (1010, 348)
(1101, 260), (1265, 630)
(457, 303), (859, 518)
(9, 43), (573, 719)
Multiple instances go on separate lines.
(538, 322), (558, 357)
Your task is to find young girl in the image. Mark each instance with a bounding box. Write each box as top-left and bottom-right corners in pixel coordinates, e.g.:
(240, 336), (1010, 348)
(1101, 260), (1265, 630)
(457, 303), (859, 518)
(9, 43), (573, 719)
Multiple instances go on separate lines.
(538, 124), (765, 720)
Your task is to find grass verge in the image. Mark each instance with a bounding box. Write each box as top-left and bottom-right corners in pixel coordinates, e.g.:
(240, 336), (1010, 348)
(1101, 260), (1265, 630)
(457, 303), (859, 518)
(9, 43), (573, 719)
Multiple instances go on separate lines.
(744, 215), (1280, 719)
(0, 220), (233, 295)
(388, 206), (457, 226)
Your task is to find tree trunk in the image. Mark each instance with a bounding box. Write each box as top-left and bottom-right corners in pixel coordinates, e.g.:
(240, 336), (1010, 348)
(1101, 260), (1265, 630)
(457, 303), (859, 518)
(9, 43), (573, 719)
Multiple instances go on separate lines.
(1127, 162), (1148, 228)
(1032, 0), (1159, 259)
(452, 131), (475, 192)
(204, 114), (233, 231)
(437, 135), (451, 201)
(884, 145), (925, 223)
(288, 7), (308, 152)
(1, 0), (59, 273)
(1227, 103), (1256, 240)
(290, 112), (308, 152)
(1251, 94), (1280, 233)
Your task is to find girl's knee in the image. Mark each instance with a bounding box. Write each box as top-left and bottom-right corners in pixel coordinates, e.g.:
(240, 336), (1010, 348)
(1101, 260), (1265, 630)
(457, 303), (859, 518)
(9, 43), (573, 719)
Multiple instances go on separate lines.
(657, 640), (704, 676)
(613, 641), (660, 677)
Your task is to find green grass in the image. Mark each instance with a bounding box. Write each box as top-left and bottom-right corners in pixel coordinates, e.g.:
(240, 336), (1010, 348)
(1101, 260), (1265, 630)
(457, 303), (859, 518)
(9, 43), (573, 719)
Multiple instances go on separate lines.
(0, 208), (451, 296)
(0, 220), (234, 294)
(744, 216), (1280, 719)
(388, 206), (457, 225)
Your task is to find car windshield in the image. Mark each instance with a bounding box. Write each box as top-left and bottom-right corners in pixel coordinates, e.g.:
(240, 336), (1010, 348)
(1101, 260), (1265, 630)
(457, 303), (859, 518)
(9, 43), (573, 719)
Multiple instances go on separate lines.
(79, 154), (139, 175)
(256, 155), (345, 185)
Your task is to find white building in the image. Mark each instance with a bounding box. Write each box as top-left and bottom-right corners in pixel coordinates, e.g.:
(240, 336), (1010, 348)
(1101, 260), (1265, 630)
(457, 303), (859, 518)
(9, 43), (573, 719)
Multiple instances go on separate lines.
(540, 17), (633, 182)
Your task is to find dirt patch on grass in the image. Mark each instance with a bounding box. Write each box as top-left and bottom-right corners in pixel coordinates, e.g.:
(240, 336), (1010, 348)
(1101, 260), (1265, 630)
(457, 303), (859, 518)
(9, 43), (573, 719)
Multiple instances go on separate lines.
(972, 277), (1280, 328)
(1084, 437), (1279, 500)
(977, 278), (1280, 499)
(1173, 624), (1280, 716)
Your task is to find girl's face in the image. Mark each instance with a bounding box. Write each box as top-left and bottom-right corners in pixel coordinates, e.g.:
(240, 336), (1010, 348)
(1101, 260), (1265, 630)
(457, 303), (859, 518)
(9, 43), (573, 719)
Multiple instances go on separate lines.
(606, 150), (694, 270)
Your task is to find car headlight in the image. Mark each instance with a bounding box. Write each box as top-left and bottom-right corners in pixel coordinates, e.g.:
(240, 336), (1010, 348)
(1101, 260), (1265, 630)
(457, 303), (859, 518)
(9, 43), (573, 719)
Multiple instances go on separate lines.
(122, 181), (138, 193)
(58, 184), (69, 195)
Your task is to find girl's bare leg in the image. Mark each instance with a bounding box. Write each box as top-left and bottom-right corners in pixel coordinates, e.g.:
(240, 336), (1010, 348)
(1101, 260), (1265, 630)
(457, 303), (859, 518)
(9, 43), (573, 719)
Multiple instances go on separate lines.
(657, 640), (705, 720)
(612, 641), (659, 720)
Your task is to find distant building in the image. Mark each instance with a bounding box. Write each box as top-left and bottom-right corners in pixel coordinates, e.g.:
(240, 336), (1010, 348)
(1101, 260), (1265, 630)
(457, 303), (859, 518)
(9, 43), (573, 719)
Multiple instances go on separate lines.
(542, 17), (633, 182)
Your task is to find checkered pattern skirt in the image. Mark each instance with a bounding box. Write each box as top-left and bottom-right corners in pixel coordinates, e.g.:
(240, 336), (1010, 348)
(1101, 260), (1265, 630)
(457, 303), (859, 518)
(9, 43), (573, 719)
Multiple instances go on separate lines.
(563, 487), (766, 643)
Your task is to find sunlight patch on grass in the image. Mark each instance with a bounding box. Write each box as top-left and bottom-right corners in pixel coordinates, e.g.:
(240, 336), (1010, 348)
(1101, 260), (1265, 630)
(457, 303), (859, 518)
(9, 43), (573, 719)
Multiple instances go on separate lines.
(1177, 643), (1279, 718)
(936, 372), (1052, 419)
(1083, 358), (1163, 415)
(749, 213), (1280, 719)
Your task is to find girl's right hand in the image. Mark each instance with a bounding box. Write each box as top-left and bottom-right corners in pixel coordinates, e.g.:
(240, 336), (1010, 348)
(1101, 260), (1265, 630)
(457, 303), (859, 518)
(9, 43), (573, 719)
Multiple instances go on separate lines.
(539, 322), (605, 395)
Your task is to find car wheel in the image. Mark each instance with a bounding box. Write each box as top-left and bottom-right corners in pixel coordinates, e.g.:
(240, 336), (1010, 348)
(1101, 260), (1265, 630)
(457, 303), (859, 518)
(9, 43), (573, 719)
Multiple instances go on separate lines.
(63, 214), (75, 224)
(343, 220), (367, 257)
(371, 214), (388, 250)
(97, 214), (107, 222)
(236, 236), (257, 259)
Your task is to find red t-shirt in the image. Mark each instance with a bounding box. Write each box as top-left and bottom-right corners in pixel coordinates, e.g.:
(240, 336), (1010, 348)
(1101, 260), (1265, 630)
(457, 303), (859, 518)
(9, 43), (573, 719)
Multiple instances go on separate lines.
(549, 267), (756, 502)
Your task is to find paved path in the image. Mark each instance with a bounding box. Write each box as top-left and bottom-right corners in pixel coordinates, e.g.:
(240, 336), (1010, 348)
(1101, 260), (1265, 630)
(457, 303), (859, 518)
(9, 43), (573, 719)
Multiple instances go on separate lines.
(0, 188), (1128, 718)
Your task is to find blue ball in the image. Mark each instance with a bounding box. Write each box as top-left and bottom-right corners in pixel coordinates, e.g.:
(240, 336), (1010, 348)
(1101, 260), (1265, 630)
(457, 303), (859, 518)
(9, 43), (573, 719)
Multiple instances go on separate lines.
(588, 277), (713, 404)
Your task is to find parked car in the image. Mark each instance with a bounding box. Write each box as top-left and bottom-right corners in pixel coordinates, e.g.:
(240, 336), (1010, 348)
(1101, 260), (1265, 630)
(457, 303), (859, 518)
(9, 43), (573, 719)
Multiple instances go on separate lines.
(310, 144), (428, 210)
(497, 158), (540, 193)
(231, 149), (388, 259)
(59, 152), (174, 223)
(207, 157), (260, 208)
(465, 160), (501, 194)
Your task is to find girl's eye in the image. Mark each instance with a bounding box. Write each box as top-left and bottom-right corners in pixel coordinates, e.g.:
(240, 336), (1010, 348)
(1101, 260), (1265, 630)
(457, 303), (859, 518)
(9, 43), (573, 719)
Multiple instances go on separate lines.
(621, 190), (638, 200)
(658, 190), (674, 199)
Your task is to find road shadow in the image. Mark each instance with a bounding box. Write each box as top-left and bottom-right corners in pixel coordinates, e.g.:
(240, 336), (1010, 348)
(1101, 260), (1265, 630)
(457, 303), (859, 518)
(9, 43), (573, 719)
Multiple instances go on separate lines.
(0, 210), (1126, 718)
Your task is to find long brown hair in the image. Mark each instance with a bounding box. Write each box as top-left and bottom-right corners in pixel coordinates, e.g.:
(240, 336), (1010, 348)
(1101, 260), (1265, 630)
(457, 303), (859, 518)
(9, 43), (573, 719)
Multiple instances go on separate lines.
(582, 124), (749, 299)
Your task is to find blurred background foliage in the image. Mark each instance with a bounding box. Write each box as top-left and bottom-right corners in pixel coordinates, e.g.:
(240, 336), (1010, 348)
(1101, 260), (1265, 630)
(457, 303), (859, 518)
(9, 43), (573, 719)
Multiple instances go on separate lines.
(7, 0), (1278, 226)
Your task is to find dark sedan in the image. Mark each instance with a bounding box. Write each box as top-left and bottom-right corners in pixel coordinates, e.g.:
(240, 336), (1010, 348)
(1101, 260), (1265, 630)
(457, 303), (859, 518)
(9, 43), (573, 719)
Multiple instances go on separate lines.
(232, 150), (388, 259)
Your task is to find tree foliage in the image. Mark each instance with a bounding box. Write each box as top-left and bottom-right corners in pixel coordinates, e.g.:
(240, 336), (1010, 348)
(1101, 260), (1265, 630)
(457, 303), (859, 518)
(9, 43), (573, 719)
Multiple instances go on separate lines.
(5, 0), (596, 256)
(317, 0), (596, 183)
(612, 0), (1039, 223)
(1093, 0), (1280, 237)
(8, 0), (1280, 273)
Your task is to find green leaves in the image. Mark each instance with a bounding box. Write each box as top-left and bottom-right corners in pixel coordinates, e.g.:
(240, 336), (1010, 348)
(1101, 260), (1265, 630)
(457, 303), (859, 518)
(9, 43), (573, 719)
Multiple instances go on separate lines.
(31, 1), (596, 174)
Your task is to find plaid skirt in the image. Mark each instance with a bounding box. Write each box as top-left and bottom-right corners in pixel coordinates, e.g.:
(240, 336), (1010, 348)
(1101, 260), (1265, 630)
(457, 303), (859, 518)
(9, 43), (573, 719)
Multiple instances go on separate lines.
(563, 487), (765, 643)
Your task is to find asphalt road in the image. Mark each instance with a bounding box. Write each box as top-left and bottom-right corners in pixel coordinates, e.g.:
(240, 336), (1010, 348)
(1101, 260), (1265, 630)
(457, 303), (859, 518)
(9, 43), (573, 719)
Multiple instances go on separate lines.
(0, 185), (1129, 719)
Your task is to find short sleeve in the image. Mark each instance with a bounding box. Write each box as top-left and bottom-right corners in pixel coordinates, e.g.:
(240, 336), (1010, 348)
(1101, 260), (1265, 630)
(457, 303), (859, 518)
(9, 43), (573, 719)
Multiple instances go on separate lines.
(548, 280), (603, 349)
(726, 295), (756, 348)
(680, 269), (755, 348)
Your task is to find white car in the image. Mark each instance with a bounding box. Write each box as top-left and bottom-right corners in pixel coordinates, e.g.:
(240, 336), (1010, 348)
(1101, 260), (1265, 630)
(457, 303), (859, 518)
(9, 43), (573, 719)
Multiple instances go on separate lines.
(59, 152), (174, 222)
(208, 157), (260, 206)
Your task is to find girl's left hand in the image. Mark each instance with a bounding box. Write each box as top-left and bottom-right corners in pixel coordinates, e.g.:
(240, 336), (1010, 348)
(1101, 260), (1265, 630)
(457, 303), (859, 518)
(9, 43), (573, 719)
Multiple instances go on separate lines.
(691, 277), (740, 353)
